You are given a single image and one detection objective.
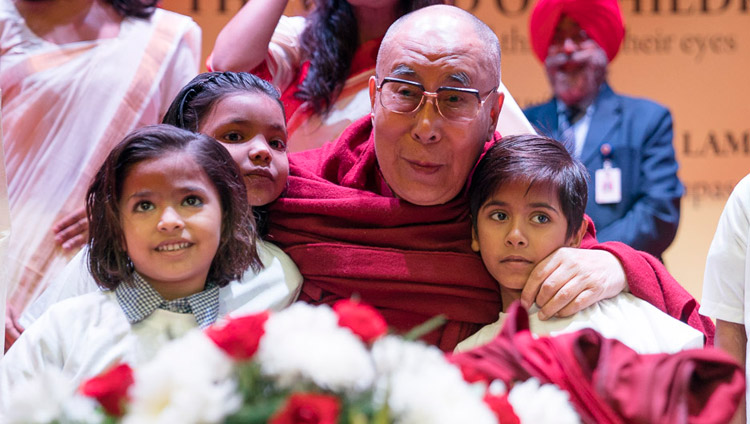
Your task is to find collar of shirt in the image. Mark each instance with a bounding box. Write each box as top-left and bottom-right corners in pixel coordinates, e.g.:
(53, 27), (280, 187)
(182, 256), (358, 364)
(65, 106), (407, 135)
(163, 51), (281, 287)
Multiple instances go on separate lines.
(115, 272), (220, 329)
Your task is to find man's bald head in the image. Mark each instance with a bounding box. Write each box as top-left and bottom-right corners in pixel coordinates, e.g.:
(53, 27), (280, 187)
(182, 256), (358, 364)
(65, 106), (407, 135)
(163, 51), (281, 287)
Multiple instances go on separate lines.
(378, 5), (501, 83)
(368, 4), (505, 206)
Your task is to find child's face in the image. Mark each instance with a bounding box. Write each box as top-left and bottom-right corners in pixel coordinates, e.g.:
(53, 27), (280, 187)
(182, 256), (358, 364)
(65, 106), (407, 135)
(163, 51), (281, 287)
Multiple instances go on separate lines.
(198, 93), (289, 206)
(471, 181), (582, 293)
(119, 152), (222, 300)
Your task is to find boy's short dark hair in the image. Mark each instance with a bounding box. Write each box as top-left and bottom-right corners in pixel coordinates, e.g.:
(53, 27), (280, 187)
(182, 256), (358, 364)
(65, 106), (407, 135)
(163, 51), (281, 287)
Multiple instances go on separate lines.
(469, 134), (589, 240)
(86, 124), (261, 290)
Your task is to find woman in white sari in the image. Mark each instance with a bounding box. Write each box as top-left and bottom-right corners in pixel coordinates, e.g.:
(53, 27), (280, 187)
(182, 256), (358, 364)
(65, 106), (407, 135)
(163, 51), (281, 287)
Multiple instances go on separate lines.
(1, 0), (201, 347)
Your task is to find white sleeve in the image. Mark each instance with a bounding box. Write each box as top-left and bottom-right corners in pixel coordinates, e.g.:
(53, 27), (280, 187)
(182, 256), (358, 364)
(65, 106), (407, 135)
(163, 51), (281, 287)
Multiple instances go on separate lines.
(496, 80), (536, 136)
(1, 307), (65, 415)
(19, 248), (98, 328)
(218, 240), (302, 318)
(700, 174), (750, 324)
(264, 15), (306, 92)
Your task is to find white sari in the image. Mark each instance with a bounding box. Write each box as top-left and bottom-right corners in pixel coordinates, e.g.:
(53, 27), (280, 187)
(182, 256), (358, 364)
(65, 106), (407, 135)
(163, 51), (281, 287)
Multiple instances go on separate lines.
(0, 4), (201, 312)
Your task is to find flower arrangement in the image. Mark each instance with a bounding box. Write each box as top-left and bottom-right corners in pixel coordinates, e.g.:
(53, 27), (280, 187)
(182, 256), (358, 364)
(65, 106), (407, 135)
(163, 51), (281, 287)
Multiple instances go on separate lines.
(5, 300), (580, 424)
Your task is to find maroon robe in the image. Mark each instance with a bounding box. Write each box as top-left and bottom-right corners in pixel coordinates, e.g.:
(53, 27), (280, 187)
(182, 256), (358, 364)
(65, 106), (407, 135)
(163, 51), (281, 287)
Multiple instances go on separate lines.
(268, 116), (714, 351)
(450, 302), (743, 424)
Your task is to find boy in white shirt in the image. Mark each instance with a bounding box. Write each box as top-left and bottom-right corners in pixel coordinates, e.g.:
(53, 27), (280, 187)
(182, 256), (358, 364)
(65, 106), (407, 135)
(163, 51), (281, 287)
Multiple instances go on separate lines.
(456, 134), (703, 353)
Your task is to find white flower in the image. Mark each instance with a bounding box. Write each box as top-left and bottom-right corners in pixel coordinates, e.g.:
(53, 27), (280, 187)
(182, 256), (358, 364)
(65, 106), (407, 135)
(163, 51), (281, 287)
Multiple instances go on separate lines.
(372, 336), (496, 424)
(59, 396), (102, 424)
(5, 368), (78, 424)
(508, 378), (581, 424)
(257, 302), (375, 392)
(123, 330), (241, 424)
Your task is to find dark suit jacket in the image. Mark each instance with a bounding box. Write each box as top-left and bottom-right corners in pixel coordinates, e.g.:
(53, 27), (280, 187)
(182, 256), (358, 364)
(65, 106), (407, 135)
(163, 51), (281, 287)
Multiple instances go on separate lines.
(524, 83), (683, 258)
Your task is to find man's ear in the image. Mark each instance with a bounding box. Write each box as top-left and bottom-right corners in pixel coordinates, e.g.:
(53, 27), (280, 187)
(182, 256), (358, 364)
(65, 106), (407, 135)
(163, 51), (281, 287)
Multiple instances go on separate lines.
(369, 76), (378, 113)
(567, 219), (588, 248)
(487, 92), (504, 140)
(471, 224), (480, 253)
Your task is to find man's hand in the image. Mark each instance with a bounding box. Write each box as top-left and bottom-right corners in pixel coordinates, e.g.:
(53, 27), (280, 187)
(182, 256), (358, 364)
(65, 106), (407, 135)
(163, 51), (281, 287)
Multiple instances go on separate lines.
(5, 303), (24, 352)
(520, 247), (627, 320)
(52, 207), (88, 251)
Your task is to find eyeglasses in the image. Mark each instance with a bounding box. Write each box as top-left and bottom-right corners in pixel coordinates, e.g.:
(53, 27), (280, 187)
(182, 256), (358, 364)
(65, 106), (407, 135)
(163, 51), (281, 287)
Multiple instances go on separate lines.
(376, 77), (497, 122)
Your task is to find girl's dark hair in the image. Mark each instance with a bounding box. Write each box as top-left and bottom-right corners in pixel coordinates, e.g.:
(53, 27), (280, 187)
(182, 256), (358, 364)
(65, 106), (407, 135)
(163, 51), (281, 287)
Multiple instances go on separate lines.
(469, 134), (590, 240)
(106, 0), (158, 18)
(162, 71), (285, 132)
(87, 124), (261, 290)
(297, 0), (446, 115)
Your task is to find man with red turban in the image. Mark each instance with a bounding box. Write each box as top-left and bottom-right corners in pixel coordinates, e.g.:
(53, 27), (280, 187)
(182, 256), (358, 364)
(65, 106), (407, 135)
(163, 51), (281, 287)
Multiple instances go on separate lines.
(524, 0), (683, 260)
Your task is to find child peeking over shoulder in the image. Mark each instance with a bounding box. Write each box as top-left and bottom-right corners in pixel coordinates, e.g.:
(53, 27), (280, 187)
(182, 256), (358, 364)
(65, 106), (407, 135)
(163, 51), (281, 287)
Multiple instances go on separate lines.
(455, 134), (704, 354)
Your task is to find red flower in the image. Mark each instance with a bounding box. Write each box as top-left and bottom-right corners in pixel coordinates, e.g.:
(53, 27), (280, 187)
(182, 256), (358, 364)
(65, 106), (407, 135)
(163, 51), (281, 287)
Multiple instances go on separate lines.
(484, 392), (521, 424)
(454, 361), (490, 384)
(205, 311), (269, 360)
(270, 393), (341, 424)
(79, 363), (134, 417)
(333, 299), (387, 343)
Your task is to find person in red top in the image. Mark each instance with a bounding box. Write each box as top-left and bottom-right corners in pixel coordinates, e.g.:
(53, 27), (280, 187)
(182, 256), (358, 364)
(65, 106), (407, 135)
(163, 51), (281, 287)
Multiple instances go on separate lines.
(210, 0), (446, 152)
(267, 4), (713, 351)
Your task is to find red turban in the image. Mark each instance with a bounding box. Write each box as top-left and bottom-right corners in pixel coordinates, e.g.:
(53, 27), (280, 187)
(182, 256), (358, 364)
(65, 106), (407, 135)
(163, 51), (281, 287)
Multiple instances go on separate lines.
(529, 0), (625, 63)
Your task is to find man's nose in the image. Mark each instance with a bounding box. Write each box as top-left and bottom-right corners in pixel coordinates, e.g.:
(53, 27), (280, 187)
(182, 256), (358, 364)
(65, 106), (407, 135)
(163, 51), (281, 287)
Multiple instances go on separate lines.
(562, 37), (578, 54)
(158, 207), (184, 232)
(249, 137), (272, 166)
(411, 95), (442, 145)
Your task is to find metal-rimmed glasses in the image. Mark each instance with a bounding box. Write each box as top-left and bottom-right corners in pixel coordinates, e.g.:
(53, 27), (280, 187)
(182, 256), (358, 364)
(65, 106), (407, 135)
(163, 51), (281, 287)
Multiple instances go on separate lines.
(376, 77), (497, 122)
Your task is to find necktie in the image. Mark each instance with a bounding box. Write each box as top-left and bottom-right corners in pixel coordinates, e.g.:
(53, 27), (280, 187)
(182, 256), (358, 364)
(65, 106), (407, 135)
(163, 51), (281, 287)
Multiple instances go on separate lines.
(559, 106), (583, 156)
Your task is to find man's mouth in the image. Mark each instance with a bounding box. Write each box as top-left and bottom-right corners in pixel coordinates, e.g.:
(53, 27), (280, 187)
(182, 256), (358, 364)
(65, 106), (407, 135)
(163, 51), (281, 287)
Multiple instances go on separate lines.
(405, 159), (442, 174)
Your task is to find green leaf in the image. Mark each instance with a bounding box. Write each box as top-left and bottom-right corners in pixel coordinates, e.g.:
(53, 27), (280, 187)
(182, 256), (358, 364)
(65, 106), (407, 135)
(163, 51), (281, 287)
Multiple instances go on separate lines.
(402, 314), (447, 341)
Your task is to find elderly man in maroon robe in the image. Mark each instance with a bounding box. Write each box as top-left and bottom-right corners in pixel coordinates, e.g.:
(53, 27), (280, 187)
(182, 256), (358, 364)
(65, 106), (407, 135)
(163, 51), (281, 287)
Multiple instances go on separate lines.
(268, 5), (713, 351)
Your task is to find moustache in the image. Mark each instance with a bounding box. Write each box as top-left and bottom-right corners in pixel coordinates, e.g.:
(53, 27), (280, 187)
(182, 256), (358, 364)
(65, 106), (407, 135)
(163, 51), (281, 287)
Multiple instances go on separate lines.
(546, 49), (608, 70)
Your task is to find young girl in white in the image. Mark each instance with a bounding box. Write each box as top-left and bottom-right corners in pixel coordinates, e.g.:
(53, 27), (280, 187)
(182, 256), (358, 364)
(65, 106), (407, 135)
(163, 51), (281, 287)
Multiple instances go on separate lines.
(1, 125), (261, 399)
(456, 134), (704, 354)
(18, 72), (302, 331)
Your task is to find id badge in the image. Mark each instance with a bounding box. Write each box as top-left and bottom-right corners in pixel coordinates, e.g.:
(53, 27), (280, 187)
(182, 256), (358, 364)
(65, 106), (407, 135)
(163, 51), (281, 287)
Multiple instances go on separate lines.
(595, 161), (622, 204)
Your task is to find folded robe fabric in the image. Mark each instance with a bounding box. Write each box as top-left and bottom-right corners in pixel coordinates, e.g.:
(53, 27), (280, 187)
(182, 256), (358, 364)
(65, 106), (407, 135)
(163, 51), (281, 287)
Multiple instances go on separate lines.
(449, 302), (744, 424)
(530, 0), (626, 63)
(268, 116), (714, 351)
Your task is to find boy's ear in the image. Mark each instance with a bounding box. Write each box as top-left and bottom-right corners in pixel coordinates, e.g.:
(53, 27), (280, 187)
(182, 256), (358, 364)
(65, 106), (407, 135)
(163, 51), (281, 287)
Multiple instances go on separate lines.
(567, 219), (588, 248)
(471, 224), (480, 253)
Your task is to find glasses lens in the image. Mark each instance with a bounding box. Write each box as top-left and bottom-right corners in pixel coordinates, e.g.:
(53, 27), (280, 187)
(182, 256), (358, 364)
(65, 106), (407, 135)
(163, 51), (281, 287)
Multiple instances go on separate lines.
(437, 89), (480, 120)
(380, 81), (424, 113)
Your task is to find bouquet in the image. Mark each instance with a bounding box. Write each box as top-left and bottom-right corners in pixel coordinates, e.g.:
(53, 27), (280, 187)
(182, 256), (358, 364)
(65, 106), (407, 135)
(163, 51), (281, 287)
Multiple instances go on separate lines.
(5, 300), (580, 424)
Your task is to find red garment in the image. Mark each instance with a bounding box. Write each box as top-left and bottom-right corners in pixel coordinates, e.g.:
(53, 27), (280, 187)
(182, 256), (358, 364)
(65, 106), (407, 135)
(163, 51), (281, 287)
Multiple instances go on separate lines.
(529, 0), (625, 63)
(251, 37), (381, 124)
(268, 116), (714, 351)
(450, 303), (743, 424)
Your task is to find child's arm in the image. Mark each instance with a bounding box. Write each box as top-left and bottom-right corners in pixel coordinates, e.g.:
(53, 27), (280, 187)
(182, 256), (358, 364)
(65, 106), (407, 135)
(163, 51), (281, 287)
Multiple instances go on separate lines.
(715, 319), (746, 424)
(210, 0), (289, 72)
(521, 215), (715, 344)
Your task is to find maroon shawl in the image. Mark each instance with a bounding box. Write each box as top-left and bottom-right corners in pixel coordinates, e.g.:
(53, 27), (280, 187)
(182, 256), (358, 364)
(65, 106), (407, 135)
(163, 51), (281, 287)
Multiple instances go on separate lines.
(450, 303), (743, 424)
(268, 116), (714, 351)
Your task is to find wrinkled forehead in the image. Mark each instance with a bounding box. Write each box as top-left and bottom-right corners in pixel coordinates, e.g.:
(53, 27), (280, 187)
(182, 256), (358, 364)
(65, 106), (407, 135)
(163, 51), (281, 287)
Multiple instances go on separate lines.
(377, 16), (495, 88)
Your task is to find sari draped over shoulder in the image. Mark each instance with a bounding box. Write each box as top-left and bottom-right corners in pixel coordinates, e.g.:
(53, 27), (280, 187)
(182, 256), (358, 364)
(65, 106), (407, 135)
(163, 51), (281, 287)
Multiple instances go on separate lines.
(0, 5), (201, 311)
(269, 116), (714, 352)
